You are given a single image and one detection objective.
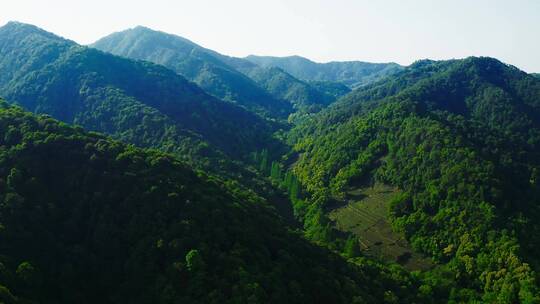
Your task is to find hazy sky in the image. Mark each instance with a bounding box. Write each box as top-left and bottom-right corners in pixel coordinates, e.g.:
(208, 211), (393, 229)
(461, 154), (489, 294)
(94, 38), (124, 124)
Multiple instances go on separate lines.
(1, 0), (539, 72)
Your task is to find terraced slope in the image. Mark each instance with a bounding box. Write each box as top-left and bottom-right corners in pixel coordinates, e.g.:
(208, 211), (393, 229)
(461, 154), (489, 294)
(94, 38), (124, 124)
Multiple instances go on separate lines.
(329, 184), (432, 270)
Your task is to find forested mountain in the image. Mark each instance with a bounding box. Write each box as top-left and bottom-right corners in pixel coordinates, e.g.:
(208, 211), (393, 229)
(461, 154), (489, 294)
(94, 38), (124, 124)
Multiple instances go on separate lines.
(217, 56), (345, 112)
(245, 55), (404, 87)
(2, 20), (540, 304)
(0, 22), (283, 169)
(308, 80), (352, 100)
(91, 27), (339, 114)
(289, 57), (540, 302)
(533, 73), (540, 79)
(239, 66), (335, 114)
(0, 101), (431, 303)
(90, 26), (294, 118)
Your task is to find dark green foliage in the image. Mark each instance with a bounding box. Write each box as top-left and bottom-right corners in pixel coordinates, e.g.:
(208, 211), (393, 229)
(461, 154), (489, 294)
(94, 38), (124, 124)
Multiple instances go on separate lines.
(290, 57), (540, 302)
(344, 237), (362, 258)
(0, 22), (287, 198)
(2, 20), (539, 304)
(0, 102), (430, 303)
(185, 249), (205, 272)
(240, 66), (335, 113)
(0, 22), (279, 158)
(309, 80), (352, 99)
(265, 160), (302, 206)
(245, 55), (404, 87)
(91, 26), (294, 118)
(252, 149), (270, 173)
(91, 26), (347, 117)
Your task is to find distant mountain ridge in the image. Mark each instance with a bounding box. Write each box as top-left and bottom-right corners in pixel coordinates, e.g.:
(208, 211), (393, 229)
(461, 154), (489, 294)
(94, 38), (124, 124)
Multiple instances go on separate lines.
(4, 19), (540, 304)
(91, 26), (351, 114)
(245, 55), (404, 87)
(0, 21), (280, 168)
(91, 26), (296, 117)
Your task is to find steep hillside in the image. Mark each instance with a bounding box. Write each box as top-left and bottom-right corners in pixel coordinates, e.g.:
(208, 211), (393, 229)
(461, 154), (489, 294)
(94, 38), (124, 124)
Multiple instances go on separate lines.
(3, 20), (540, 304)
(0, 22), (282, 166)
(245, 55), (403, 87)
(0, 101), (429, 304)
(308, 80), (351, 100)
(217, 55), (341, 112)
(289, 57), (540, 303)
(91, 27), (336, 114)
(240, 66), (334, 113)
(90, 26), (295, 117)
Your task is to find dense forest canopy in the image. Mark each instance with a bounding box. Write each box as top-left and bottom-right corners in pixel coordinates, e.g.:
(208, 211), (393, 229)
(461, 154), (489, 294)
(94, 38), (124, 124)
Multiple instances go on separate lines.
(91, 26), (340, 116)
(307, 80), (352, 100)
(91, 26), (293, 119)
(0, 22), (288, 179)
(1, 20), (540, 304)
(0, 101), (432, 303)
(290, 57), (540, 302)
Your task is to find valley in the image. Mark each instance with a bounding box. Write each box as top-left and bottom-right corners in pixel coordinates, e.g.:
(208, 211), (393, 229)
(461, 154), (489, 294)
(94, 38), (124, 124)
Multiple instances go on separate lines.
(0, 15), (539, 304)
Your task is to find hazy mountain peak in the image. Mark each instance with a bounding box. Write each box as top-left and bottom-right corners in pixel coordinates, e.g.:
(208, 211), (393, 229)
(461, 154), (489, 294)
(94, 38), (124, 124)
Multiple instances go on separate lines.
(0, 21), (73, 44)
(2, 20), (41, 30)
(246, 54), (404, 87)
(92, 26), (295, 118)
(94, 25), (200, 50)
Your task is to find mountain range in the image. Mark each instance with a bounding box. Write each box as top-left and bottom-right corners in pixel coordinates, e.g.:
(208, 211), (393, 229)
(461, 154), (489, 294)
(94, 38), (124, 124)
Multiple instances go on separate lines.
(245, 55), (403, 88)
(1, 21), (539, 303)
(92, 26), (345, 116)
(0, 22), (278, 160)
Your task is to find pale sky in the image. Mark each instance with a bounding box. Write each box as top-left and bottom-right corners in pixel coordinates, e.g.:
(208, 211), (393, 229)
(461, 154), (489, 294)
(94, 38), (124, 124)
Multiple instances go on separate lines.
(1, 0), (539, 72)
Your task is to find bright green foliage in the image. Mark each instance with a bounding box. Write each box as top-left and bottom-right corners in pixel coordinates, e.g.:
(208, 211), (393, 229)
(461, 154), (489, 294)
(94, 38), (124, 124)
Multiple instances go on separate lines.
(252, 149), (270, 172)
(266, 160), (303, 205)
(245, 55), (404, 87)
(290, 57), (540, 302)
(0, 102), (431, 303)
(270, 161), (282, 181)
(2, 20), (540, 304)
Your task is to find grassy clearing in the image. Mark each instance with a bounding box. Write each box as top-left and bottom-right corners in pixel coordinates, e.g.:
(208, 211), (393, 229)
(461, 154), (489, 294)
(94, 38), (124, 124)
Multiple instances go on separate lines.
(329, 183), (433, 271)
